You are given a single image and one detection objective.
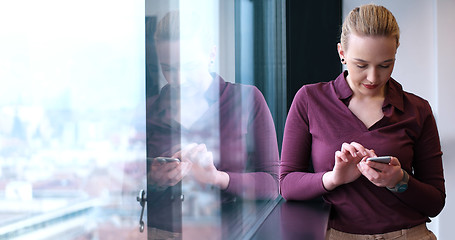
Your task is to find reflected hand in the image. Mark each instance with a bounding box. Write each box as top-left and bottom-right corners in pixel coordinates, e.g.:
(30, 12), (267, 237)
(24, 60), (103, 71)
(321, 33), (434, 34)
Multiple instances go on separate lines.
(179, 143), (229, 190)
(148, 155), (192, 189)
(357, 156), (403, 188)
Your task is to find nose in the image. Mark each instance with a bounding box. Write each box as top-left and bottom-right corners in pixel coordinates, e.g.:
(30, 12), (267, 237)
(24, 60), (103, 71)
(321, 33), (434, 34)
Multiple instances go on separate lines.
(178, 71), (190, 86)
(367, 67), (380, 84)
(166, 70), (181, 85)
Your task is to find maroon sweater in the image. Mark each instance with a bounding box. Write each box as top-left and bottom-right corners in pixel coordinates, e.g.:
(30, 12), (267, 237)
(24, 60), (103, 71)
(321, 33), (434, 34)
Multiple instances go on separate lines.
(280, 71), (445, 234)
(147, 74), (279, 199)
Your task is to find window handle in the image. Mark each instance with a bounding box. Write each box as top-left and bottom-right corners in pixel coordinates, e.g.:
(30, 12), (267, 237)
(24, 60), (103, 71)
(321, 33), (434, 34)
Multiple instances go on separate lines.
(136, 189), (147, 232)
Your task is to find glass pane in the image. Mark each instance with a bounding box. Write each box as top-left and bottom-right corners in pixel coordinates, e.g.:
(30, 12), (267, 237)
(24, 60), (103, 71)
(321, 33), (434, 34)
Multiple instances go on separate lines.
(0, 1), (147, 239)
(146, 0), (284, 239)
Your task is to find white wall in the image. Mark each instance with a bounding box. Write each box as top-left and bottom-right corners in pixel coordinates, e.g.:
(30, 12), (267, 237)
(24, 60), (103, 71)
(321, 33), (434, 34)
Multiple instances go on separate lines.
(343, 1), (455, 239)
(435, 1), (455, 240)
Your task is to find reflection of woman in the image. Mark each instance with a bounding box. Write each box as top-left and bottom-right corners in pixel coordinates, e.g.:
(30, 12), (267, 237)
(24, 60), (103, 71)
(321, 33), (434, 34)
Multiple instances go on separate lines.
(280, 4), (445, 239)
(146, 11), (279, 234)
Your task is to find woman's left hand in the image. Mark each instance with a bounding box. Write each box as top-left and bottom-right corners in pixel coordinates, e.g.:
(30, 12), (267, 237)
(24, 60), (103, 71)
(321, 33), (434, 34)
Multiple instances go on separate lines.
(357, 156), (404, 188)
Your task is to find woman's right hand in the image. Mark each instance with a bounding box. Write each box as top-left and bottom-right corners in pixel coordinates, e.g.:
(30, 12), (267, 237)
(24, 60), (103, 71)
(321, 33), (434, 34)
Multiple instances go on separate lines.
(323, 142), (375, 191)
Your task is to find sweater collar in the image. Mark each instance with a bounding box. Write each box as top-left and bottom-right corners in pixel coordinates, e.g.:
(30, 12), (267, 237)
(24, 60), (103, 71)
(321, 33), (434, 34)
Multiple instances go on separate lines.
(334, 70), (404, 112)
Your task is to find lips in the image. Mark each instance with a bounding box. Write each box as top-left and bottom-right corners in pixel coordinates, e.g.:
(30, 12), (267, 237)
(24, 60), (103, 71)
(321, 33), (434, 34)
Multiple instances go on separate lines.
(363, 83), (378, 89)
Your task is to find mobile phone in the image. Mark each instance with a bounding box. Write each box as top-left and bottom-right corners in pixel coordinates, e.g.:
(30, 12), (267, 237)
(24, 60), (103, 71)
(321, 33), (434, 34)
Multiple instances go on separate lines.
(153, 157), (181, 163)
(366, 156), (391, 164)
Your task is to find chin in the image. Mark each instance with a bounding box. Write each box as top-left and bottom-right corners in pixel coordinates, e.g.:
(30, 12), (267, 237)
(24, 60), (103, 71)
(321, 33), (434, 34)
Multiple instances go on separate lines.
(181, 87), (201, 98)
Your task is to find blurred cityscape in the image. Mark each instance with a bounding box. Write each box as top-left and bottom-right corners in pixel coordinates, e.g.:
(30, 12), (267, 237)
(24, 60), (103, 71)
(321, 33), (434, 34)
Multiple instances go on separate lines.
(0, 106), (147, 240)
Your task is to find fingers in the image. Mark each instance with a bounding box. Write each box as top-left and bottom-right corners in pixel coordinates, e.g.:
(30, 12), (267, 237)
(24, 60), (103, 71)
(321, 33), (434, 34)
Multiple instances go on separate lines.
(181, 161), (193, 176)
(171, 143), (199, 162)
(179, 143), (205, 160)
(365, 160), (387, 172)
(189, 144), (208, 163)
(358, 156), (402, 187)
(171, 151), (182, 159)
(335, 150), (349, 162)
(152, 143), (218, 187)
(150, 158), (192, 187)
(199, 151), (213, 168)
(364, 156), (400, 171)
(357, 161), (382, 183)
(366, 149), (377, 158)
(180, 143), (214, 168)
(337, 142), (371, 163)
(183, 143), (199, 151)
(389, 157), (400, 167)
(179, 143), (199, 161)
(166, 162), (191, 186)
(341, 142), (359, 158)
(341, 142), (372, 159)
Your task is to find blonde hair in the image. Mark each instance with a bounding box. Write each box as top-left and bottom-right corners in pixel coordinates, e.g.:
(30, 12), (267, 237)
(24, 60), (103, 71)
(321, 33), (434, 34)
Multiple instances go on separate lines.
(154, 11), (214, 53)
(154, 11), (180, 42)
(340, 4), (400, 50)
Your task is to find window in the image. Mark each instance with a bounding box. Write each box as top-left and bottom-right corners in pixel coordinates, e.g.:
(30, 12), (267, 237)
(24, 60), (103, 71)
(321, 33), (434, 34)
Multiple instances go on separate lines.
(0, 0), (286, 239)
(0, 1), (146, 239)
(146, 0), (285, 239)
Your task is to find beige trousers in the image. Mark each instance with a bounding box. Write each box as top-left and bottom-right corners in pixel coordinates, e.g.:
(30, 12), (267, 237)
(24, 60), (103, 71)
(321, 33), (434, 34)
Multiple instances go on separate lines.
(326, 224), (436, 240)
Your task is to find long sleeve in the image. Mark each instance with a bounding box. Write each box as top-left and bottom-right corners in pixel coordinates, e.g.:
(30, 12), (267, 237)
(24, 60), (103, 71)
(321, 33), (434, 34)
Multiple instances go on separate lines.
(224, 87), (279, 200)
(280, 87), (328, 200)
(391, 100), (445, 217)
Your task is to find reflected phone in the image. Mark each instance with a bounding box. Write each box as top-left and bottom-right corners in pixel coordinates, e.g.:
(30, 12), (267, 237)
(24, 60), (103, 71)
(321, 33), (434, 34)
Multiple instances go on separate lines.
(154, 157), (181, 163)
(366, 156), (391, 164)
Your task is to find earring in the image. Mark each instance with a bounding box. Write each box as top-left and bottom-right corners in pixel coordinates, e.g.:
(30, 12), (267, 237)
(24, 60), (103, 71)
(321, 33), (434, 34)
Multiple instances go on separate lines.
(209, 59), (215, 73)
(341, 58), (345, 64)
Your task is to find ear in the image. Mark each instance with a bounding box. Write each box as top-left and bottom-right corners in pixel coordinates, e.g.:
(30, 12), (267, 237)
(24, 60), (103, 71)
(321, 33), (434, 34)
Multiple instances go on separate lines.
(337, 43), (346, 61)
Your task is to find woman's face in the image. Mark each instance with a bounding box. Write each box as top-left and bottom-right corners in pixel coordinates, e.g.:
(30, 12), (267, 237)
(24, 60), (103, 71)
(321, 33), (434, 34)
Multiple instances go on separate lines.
(338, 33), (397, 97)
(155, 39), (213, 96)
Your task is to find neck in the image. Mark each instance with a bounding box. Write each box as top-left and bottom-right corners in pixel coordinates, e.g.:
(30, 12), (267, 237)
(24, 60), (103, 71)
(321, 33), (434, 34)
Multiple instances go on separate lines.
(180, 73), (214, 99)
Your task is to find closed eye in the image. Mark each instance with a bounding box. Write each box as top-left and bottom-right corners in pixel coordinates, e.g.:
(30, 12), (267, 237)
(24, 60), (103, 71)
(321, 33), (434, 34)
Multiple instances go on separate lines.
(160, 65), (178, 72)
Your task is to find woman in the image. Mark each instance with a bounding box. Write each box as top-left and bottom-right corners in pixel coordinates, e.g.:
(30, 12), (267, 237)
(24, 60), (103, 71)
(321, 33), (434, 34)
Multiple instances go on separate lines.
(280, 4), (445, 239)
(147, 11), (279, 235)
